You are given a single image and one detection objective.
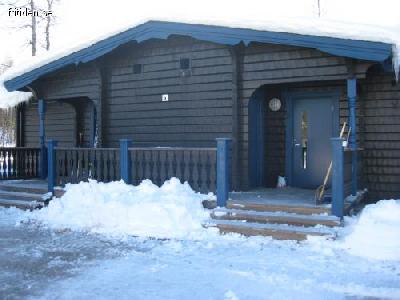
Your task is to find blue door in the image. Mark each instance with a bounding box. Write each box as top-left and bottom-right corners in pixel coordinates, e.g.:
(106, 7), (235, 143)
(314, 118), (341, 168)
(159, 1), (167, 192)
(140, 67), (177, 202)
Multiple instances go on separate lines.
(292, 95), (336, 188)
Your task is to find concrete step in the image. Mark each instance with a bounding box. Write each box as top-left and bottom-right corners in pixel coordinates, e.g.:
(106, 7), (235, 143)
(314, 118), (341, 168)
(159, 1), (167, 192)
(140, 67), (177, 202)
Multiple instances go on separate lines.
(227, 200), (331, 215)
(0, 199), (43, 210)
(211, 209), (341, 228)
(207, 220), (335, 241)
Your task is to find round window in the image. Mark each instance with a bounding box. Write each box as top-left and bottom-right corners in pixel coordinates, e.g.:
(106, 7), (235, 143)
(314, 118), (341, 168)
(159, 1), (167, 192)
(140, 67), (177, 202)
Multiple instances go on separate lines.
(269, 98), (282, 112)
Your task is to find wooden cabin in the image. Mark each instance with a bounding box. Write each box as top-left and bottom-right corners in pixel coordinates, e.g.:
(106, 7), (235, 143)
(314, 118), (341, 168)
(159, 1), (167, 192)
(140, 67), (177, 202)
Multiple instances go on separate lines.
(2, 20), (399, 207)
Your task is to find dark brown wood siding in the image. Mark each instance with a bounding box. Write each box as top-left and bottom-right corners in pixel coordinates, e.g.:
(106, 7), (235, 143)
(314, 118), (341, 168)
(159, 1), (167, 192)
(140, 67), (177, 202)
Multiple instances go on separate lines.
(361, 72), (400, 201)
(102, 38), (233, 148)
(260, 82), (356, 188)
(23, 100), (76, 147)
(39, 63), (100, 102)
(38, 63), (101, 146)
(238, 43), (370, 189)
(23, 37), (398, 198)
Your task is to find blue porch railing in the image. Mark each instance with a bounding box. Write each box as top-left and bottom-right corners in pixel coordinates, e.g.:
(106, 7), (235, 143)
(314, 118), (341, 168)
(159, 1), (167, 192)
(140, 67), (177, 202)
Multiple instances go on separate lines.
(0, 147), (41, 180)
(48, 138), (231, 206)
(331, 138), (363, 217)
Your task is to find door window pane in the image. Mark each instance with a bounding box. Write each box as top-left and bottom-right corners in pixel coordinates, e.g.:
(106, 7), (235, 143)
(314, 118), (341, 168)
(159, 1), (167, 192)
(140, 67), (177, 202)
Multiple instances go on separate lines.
(301, 111), (308, 169)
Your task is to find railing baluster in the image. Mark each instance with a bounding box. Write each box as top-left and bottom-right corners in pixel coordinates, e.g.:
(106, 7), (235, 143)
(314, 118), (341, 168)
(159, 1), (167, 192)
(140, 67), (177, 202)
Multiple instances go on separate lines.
(0, 146), (219, 194)
(7, 150), (12, 179)
(159, 150), (167, 184)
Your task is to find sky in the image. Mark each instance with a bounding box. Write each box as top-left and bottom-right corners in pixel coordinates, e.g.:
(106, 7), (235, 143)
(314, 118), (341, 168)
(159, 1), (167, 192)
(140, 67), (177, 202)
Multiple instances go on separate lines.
(0, 0), (400, 65)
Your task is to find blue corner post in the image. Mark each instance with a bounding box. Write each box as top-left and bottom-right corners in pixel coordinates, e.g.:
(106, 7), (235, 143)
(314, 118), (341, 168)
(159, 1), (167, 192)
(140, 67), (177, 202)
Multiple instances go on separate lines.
(216, 138), (231, 207)
(120, 139), (132, 184)
(47, 140), (57, 194)
(38, 99), (47, 179)
(331, 137), (344, 218)
(347, 78), (358, 196)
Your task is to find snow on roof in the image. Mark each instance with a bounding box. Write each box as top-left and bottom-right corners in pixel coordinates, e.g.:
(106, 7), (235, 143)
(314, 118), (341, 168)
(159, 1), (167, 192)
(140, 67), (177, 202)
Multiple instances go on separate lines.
(1, 17), (399, 107)
(0, 80), (31, 109)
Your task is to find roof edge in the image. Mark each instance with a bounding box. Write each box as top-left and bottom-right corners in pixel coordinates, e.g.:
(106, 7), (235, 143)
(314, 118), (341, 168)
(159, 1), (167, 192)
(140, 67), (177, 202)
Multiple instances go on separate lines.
(4, 20), (395, 91)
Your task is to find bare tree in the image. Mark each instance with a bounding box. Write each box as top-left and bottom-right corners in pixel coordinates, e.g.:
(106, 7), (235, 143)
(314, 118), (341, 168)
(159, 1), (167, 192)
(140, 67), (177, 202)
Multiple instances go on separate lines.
(317, 0), (321, 17)
(1, 0), (38, 56)
(0, 58), (16, 146)
(30, 0), (37, 55)
(44, 0), (56, 51)
(1, 0), (59, 55)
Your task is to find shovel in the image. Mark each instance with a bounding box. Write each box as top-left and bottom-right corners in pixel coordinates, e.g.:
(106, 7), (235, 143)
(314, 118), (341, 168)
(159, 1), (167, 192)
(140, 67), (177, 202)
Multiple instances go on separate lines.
(315, 122), (347, 204)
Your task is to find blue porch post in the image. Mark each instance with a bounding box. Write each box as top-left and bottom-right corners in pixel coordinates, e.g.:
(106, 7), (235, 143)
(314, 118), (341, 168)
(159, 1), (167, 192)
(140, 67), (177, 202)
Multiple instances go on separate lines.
(47, 140), (57, 194)
(347, 78), (358, 196)
(120, 139), (132, 184)
(38, 99), (47, 179)
(331, 137), (344, 218)
(216, 138), (231, 207)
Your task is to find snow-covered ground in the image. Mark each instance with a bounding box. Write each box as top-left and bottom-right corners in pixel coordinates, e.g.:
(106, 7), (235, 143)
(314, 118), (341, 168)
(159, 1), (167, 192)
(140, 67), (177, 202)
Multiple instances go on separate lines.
(0, 179), (399, 299)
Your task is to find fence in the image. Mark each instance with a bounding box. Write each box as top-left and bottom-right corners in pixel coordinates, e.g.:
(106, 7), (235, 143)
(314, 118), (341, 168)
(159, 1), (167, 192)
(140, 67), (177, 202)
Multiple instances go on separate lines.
(0, 147), (41, 179)
(48, 138), (231, 206)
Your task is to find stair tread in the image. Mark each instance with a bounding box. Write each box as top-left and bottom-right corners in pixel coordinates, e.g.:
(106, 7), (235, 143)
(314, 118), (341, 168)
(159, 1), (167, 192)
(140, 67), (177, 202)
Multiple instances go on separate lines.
(0, 190), (47, 201)
(207, 219), (335, 235)
(0, 198), (43, 208)
(213, 208), (339, 221)
(227, 201), (331, 215)
(0, 184), (47, 194)
(211, 209), (341, 228)
(207, 220), (335, 241)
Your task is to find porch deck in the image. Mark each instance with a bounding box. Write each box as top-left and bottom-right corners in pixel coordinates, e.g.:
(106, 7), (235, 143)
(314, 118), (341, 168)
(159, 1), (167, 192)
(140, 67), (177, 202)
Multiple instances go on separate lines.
(230, 187), (329, 208)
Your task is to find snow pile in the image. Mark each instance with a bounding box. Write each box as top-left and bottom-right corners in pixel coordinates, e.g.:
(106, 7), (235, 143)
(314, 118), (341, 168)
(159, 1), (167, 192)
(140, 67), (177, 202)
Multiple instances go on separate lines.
(341, 200), (400, 261)
(31, 178), (213, 239)
(0, 80), (31, 109)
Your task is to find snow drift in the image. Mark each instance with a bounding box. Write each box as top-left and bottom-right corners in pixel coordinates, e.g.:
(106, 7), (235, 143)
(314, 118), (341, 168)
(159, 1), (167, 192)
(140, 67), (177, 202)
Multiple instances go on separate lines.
(341, 200), (400, 261)
(31, 178), (214, 239)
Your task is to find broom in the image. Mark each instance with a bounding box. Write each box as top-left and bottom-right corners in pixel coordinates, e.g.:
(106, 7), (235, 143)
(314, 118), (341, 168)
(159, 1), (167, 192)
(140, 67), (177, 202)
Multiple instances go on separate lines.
(315, 122), (347, 204)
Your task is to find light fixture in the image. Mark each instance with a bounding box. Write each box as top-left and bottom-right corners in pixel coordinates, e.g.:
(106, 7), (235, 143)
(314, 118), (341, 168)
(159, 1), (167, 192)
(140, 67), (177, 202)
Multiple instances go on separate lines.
(269, 98), (281, 112)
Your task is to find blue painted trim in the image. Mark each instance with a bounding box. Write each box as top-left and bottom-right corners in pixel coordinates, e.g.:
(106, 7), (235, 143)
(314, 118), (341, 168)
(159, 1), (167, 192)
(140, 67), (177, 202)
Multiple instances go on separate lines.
(38, 99), (47, 179)
(331, 137), (344, 218)
(47, 140), (57, 194)
(120, 139), (132, 184)
(248, 89), (265, 188)
(347, 78), (358, 195)
(285, 90), (340, 186)
(4, 20), (393, 92)
(283, 91), (293, 186)
(91, 104), (97, 147)
(216, 138), (231, 207)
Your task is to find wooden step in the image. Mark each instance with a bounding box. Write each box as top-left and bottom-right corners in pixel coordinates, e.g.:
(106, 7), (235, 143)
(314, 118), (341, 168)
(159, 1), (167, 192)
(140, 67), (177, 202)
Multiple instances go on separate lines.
(0, 199), (43, 210)
(211, 209), (341, 228)
(227, 200), (331, 215)
(208, 220), (334, 241)
(0, 191), (45, 202)
(0, 183), (47, 195)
